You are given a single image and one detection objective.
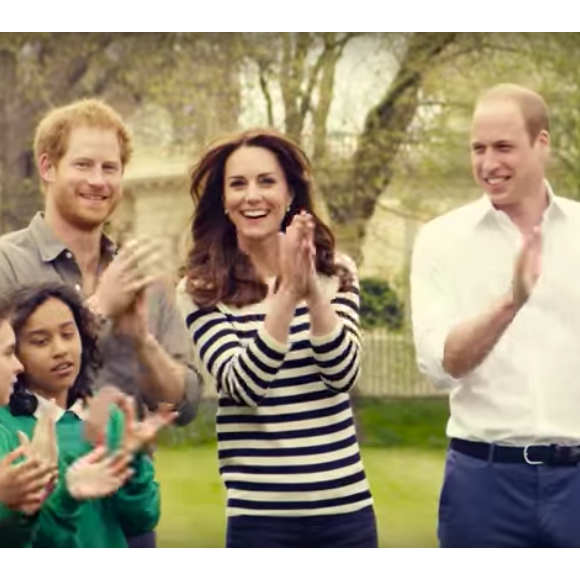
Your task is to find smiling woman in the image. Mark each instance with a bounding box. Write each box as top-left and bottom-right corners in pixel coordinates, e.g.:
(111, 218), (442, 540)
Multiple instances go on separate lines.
(223, 146), (292, 248)
(184, 128), (339, 308)
(177, 127), (378, 548)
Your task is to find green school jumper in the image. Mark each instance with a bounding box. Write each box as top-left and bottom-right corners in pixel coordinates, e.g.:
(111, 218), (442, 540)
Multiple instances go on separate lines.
(0, 404), (160, 547)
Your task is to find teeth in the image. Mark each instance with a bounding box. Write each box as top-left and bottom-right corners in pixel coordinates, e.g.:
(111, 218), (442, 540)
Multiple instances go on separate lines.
(486, 177), (508, 185)
(242, 210), (268, 218)
(81, 194), (106, 200)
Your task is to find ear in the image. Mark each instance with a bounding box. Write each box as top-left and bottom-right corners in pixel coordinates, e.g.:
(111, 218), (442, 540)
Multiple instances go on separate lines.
(286, 190), (295, 212)
(536, 129), (551, 160)
(536, 129), (550, 148)
(38, 153), (56, 184)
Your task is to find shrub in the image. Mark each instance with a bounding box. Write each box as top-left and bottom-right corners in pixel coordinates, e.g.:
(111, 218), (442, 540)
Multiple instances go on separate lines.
(359, 277), (404, 330)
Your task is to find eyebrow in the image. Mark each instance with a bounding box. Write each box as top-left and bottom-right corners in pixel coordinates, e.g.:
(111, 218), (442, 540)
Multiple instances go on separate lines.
(227, 172), (277, 180)
(73, 157), (121, 166)
(25, 320), (76, 335)
(471, 139), (513, 148)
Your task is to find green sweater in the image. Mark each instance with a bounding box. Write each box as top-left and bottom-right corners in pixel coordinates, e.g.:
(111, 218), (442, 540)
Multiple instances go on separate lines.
(0, 404), (160, 548)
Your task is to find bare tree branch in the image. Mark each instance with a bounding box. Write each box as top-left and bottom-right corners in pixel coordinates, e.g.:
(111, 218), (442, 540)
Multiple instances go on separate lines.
(299, 34), (332, 122)
(258, 61), (275, 126)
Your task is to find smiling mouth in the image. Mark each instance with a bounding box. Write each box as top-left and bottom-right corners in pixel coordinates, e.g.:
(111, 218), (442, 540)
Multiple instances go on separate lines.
(79, 193), (108, 202)
(241, 210), (269, 219)
(485, 176), (511, 186)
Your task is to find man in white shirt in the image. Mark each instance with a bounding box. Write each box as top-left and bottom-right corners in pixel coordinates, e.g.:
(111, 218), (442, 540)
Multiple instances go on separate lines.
(411, 83), (580, 547)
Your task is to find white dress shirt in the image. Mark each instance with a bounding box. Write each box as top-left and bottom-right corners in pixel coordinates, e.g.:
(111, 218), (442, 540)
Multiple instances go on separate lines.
(411, 184), (580, 446)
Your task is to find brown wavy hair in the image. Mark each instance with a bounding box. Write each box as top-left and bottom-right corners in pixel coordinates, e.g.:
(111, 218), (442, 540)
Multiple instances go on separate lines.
(184, 127), (352, 308)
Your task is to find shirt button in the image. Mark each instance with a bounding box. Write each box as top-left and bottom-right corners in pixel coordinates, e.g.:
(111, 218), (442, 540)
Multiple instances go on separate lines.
(65, 251), (72, 259)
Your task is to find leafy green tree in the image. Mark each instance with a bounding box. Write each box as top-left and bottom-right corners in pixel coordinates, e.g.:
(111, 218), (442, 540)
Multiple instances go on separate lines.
(0, 32), (242, 233)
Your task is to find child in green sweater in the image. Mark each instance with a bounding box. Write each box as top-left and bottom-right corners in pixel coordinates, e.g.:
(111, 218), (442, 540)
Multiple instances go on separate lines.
(0, 285), (129, 547)
(0, 294), (60, 546)
(0, 282), (171, 547)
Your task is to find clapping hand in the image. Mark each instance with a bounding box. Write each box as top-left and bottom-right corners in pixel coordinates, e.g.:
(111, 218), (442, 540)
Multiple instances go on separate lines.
(278, 211), (317, 300)
(117, 395), (177, 455)
(291, 210), (320, 301)
(26, 399), (59, 465)
(512, 225), (542, 308)
(11, 400), (60, 513)
(84, 386), (126, 447)
(0, 445), (58, 515)
(65, 446), (133, 500)
(113, 287), (149, 346)
(89, 236), (167, 321)
(85, 386), (175, 456)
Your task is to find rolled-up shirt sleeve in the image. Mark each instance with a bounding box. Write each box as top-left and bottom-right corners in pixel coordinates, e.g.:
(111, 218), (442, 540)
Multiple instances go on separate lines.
(410, 222), (463, 391)
(154, 283), (203, 425)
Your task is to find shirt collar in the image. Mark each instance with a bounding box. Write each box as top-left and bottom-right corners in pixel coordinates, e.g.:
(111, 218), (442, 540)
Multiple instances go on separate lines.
(473, 180), (566, 229)
(28, 212), (118, 263)
(34, 393), (87, 421)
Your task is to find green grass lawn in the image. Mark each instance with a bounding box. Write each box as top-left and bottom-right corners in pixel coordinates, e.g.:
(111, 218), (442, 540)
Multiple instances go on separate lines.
(155, 445), (445, 548)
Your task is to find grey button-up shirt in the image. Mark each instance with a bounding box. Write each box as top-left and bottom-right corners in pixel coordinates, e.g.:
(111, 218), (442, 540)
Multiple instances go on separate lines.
(0, 212), (202, 426)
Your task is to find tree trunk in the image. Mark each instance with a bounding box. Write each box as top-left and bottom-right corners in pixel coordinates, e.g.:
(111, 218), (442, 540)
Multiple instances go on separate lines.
(312, 34), (341, 164)
(0, 49), (41, 234)
(329, 33), (458, 263)
(281, 33), (311, 142)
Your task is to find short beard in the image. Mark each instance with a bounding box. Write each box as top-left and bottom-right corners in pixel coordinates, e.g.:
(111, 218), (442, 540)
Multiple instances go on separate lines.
(57, 199), (117, 233)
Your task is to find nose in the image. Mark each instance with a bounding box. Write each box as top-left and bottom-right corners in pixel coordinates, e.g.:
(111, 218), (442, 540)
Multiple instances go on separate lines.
(12, 354), (23, 375)
(245, 182), (261, 202)
(481, 150), (500, 174)
(51, 336), (69, 358)
(87, 166), (107, 187)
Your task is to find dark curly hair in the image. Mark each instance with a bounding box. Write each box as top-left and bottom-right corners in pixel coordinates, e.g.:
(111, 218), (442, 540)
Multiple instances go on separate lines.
(184, 127), (353, 308)
(8, 282), (102, 416)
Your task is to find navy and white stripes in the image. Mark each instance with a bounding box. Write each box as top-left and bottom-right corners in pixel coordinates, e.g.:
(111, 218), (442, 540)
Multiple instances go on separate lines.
(177, 270), (372, 517)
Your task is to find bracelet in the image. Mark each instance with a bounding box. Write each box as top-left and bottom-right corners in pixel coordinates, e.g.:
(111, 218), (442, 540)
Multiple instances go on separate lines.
(86, 296), (110, 330)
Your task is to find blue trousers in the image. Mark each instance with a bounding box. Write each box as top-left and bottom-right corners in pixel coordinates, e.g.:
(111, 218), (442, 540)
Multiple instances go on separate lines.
(126, 530), (157, 548)
(439, 447), (580, 547)
(126, 446), (157, 548)
(226, 505), (378, 548)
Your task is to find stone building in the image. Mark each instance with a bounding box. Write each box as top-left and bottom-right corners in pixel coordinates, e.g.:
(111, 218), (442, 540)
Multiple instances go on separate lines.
(109, 146), (193, 277)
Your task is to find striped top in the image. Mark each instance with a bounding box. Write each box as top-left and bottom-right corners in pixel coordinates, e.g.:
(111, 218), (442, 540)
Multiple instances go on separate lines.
(176, 260), (373, 517)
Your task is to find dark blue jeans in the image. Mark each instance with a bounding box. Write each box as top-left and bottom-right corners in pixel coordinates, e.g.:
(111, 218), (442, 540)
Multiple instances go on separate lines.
(226, 505), (378, 548)
(126, 530), (157, 548)
(126, 445), (157, 548)
(439, 447), (580, 547)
